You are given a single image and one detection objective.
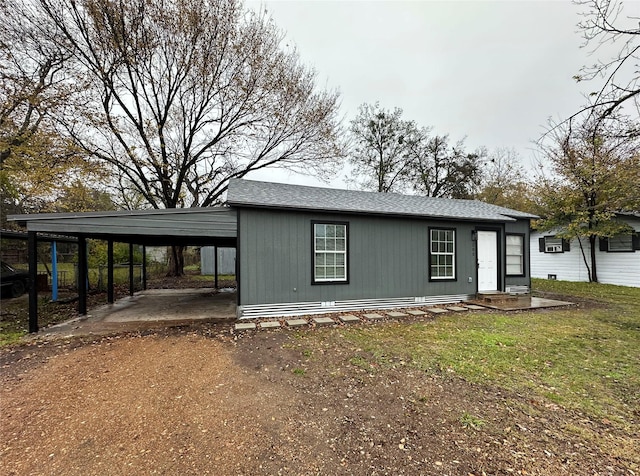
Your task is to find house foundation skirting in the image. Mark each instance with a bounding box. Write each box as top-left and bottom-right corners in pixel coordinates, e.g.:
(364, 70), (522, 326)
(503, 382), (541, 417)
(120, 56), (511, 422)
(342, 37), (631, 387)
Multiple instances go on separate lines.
(238, 294), (474, 320)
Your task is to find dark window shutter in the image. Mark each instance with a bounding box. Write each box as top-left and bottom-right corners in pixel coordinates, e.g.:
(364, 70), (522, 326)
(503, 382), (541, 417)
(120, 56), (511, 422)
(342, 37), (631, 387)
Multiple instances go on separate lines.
(538, 237), (545, 252)
(562, 239), (570, 252)
(599, 237), (608, 252)
(633, 233), (640, 251)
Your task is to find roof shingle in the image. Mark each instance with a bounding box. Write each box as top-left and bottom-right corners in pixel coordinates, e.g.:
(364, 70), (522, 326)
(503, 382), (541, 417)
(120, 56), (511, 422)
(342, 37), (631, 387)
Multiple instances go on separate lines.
(226, 179), (538, 222)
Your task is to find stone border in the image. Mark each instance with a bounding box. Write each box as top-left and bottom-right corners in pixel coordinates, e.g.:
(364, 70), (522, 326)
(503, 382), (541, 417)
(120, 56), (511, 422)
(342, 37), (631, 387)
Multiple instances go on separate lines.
(233, 303), (490, 332)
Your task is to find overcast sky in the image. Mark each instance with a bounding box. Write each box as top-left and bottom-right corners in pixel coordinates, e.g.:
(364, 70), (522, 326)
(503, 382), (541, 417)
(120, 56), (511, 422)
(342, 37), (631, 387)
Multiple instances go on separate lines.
(244, 0), (626, 188)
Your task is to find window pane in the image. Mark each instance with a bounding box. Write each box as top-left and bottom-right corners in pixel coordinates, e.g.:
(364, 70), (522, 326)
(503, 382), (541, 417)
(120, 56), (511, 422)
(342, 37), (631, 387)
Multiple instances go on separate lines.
(313, 223), (348, 282)
(609, 235), (632, 251)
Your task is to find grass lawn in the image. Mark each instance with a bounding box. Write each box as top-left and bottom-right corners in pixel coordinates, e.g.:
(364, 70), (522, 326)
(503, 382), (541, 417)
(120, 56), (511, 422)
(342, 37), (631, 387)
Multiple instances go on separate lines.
(306, 279), (640, 464)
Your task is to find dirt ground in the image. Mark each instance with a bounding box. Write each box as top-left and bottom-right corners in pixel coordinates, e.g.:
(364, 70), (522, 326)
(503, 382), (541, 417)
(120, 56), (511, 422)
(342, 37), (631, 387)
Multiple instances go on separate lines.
(0, 321), (632, 476)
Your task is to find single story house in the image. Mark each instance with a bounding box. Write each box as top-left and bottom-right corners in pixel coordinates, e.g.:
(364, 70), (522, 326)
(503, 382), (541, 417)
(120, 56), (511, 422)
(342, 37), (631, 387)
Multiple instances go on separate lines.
(226, 179), (537, 318)
(10, 179), (538, 329)
(530, 213), (640, 287)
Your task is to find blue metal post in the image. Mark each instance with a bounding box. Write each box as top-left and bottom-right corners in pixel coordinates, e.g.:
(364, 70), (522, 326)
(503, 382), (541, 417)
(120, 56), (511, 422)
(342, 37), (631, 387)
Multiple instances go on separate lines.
(51, 241), (58, 302)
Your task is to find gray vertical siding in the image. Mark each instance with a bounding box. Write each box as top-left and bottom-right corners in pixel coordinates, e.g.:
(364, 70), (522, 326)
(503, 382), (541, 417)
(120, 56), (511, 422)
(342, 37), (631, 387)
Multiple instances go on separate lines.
(238, 208), (511, 306)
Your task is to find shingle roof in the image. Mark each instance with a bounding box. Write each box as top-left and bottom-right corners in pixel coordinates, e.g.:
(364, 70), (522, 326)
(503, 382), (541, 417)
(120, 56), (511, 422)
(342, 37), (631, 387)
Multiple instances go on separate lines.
(226, 179), (538, 222)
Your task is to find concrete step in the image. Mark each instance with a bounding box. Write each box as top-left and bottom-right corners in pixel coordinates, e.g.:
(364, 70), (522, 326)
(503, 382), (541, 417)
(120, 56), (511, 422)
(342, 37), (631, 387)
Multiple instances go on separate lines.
(476, 292), (523, 304)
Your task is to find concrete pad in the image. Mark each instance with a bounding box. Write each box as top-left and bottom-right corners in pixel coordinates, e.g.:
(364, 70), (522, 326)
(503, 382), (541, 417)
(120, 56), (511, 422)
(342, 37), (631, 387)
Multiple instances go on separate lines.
(465, 304), (486, 310)
(313, 317), (335, 326)
(363, 313), (384, 320)
(406, 310), (426, 316)
(339, 314), (361, 323)
(259, 321), (281, 329)
(426, 308), (448, 314)
(235, 322), (256, 331)
(386, 311), (408, 318)
(286, 318), (308, 327)
(482, 296), (573, 311)
(446, 306), (469, 312)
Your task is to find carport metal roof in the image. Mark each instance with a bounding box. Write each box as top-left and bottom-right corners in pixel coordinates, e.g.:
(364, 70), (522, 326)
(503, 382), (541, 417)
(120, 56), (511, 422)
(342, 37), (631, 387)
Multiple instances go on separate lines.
(8, 206), (237, 246)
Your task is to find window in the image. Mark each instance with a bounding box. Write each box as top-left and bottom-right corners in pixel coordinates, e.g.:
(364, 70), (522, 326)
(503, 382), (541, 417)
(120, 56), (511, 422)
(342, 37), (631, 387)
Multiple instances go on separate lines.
(430, 228), (455, 280)
(544, 237), (563, 253)
(608, 234), (633, 252)
(539, 236), (569, 253)
(313, 222), (348, 283)
(506, 234), (524, 276)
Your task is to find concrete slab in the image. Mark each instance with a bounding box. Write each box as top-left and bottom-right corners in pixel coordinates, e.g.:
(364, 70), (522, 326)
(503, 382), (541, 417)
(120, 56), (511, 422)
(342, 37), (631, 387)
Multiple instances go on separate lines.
(446, 306), (469, 312)
(286, 318), (308, 327)
(313, 317), (335, 326)
(465, 304), (486, 310)
(406, 310), (426, 316)
(339, 314), (361, 323)
(386, 311), (408, 318)
(259, 321), (281, 329)
(235, 322), (256, 331)
(97, 288), (237, 323)
(426, 308), (448, 314)
(482, 296), (573, 311)
(363, 313), (384, 320)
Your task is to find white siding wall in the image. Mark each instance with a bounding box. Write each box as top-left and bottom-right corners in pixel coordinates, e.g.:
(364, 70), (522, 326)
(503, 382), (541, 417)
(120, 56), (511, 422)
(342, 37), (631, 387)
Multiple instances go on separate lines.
(530, 217), (640, 288)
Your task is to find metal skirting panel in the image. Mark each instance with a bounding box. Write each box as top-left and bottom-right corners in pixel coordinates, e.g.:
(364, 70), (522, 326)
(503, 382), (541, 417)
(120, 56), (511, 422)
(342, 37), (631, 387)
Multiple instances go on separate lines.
(238, 294), (473, 319)
(505, 285), (530, 294)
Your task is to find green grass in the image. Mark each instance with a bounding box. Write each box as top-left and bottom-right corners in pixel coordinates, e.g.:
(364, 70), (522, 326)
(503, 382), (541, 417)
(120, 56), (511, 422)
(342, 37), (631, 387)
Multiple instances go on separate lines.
(339, 280), (639, 427)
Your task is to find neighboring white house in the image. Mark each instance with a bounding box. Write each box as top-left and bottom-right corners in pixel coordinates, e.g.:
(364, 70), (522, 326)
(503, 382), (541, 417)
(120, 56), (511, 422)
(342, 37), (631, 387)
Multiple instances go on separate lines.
(530, 214), (640, 288)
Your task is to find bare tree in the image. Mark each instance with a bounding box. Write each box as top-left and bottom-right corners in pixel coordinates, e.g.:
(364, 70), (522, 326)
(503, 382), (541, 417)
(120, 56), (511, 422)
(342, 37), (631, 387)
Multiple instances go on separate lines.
(408, 135), (485, 199)
(36, 0), (343, 207)
(475, 147), (535, 211)
(573, 0), (640, 124)
(348, 102), (420, 193)
(26, 0), (344, 274)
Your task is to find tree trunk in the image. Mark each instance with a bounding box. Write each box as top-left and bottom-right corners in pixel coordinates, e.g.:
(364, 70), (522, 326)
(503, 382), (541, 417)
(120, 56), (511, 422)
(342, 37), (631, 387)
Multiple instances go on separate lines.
(167, 245), (185, 277)
(589, 235), (598, 283)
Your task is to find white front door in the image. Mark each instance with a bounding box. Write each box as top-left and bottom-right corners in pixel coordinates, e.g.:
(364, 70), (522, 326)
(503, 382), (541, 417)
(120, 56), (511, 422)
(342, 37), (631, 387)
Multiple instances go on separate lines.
(477, 230), (499, 292)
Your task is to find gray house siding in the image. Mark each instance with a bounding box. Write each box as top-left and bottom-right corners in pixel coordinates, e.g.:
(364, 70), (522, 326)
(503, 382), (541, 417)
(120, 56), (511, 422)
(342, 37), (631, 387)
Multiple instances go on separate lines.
(239, 208), (500, 306)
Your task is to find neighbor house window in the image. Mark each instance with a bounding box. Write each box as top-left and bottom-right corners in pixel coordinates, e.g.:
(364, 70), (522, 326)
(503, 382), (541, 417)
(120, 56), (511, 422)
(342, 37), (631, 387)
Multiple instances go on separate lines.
(430, 228), (455, 280)
(313, 222), (348, 283)
(506, 234), (524, 276)
(608, 234), (633, 252)
(544, 236), (564, 253)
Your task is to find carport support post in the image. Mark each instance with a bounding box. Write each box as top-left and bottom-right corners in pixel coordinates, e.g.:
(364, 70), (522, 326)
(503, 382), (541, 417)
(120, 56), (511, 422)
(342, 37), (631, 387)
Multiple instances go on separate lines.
(142, 245), (147, 290)
(78, 235), (87, 315)
(107, 239), (114, 304)
(28, 231), (39, 333)
(214, 245), (218, 289)
(51, 240), (58, 302)
(129, 243), (134, 296)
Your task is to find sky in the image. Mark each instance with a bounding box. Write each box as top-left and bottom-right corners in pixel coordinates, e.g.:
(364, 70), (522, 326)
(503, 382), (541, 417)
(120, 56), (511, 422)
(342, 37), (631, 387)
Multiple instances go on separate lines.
(243, 0), (629, 189)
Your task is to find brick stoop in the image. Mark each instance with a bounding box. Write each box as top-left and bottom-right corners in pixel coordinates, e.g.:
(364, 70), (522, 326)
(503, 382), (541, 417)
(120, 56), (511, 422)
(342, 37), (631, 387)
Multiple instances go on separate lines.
(476, 292), (521, 304)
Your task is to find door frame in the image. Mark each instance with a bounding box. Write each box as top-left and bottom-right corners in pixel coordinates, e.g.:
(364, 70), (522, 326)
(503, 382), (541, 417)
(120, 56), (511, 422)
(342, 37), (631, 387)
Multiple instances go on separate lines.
(475, 226), (503, 292)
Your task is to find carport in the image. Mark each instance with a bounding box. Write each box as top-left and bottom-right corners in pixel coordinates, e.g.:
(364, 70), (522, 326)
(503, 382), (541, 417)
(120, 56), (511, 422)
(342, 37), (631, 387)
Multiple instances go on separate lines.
(8, 207), (237, 333)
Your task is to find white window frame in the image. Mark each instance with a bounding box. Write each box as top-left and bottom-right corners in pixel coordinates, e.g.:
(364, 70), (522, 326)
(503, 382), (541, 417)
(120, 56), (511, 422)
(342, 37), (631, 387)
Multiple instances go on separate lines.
(430, 228), (456, 280)
(313, 223), (348, 283)
(506, 234), (524, 276)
